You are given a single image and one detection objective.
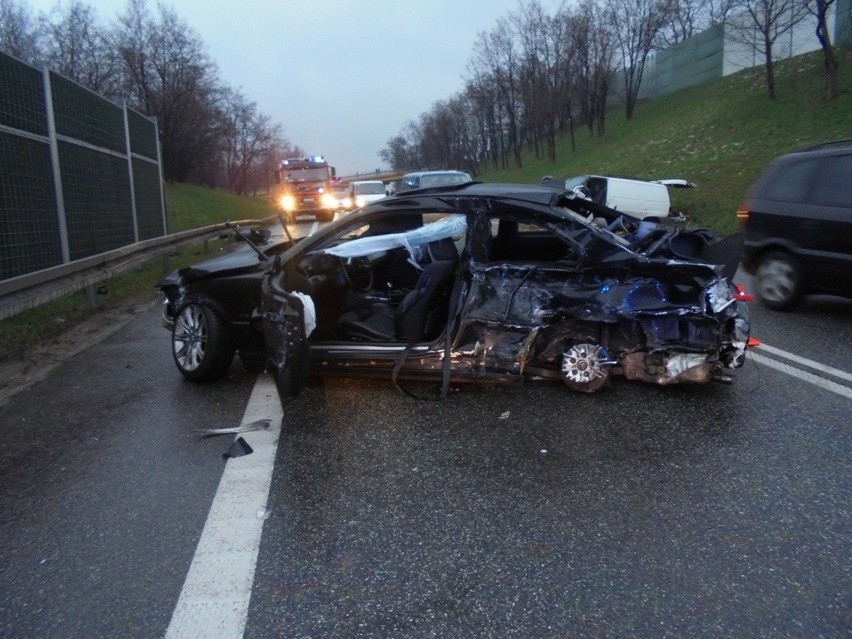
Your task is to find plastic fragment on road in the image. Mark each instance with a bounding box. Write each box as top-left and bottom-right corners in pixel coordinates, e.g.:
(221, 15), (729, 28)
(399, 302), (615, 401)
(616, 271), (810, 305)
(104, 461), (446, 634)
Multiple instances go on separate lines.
(499, 411), (510, 419)
(196, 419), (271, 437)
(223, 437), (253, 459)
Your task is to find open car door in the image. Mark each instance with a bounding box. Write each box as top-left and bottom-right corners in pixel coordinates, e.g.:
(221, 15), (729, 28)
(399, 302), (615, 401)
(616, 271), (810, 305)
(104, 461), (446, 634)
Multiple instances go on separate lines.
(260, 267), (311, 400)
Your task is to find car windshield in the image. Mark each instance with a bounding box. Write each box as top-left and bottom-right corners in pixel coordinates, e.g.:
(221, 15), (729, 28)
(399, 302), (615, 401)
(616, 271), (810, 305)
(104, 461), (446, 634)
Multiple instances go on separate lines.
(355, 183), (385, 195)
(400, 172), (470, 191)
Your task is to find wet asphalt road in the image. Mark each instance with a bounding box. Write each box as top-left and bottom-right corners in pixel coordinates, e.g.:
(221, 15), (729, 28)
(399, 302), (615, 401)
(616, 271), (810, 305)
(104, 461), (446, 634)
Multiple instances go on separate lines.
(0, 286), (850, 638)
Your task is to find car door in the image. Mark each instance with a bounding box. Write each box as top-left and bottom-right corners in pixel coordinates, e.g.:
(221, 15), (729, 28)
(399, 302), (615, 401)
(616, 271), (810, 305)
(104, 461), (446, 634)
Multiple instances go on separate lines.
(452, 213), (582, 375)
(260, 264), (311, 399)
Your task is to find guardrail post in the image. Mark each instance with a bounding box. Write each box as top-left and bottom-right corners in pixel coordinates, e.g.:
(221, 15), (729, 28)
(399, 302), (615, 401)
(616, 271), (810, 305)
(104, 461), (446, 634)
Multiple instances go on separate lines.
(85, 284), (99, 310)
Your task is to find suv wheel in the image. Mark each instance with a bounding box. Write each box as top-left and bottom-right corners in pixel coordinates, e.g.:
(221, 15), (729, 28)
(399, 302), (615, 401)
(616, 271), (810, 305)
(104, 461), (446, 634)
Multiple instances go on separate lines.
(755, 251), (801, 310)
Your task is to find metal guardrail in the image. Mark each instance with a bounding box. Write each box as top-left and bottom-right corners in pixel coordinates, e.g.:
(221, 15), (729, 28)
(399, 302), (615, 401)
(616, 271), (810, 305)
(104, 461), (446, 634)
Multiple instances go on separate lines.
(0, 218), (271, 320)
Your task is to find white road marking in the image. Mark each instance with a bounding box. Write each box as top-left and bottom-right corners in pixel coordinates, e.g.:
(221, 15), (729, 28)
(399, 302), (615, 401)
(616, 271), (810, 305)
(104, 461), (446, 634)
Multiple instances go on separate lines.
(754, 342), (852, 383)
(749, 351), (852, 400)
(164, 375), (283, 639)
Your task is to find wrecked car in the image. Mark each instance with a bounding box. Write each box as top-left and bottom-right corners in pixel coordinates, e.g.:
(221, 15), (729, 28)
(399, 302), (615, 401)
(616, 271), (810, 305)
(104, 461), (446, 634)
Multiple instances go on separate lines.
(160, 182), (750, 400)
(159, 225), (297, 380)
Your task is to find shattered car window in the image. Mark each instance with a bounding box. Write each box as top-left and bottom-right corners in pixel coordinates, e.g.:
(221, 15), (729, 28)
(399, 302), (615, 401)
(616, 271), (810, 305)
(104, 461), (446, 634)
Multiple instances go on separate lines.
(323, 214), (466, 264)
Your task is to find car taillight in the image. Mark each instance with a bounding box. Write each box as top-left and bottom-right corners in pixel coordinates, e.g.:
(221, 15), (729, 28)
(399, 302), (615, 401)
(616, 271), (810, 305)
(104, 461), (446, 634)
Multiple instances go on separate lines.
(736, 207), (749, 229)
(733, 284), (754, 302)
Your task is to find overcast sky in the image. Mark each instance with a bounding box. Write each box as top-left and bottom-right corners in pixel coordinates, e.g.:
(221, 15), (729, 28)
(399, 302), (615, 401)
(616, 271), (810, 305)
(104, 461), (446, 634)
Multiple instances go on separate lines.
(28, 0), (546, 175)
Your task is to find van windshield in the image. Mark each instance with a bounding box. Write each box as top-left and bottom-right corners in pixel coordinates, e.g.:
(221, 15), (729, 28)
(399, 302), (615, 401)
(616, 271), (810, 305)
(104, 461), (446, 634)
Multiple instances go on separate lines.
(564, 176), (589, 190)
(355, 183), (385, 195)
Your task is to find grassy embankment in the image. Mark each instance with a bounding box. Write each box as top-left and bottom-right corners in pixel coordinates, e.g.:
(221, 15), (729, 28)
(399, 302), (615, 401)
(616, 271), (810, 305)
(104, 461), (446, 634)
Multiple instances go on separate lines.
(1, 48), (849, 359)
(478, 48), (852, 236)
(0, 184), (277, 360)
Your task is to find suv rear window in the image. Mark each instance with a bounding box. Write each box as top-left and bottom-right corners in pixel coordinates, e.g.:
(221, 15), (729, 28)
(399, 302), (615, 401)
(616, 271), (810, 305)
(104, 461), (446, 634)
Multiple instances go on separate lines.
(812, 154), (852, 207)
(761, 158), (819, 202)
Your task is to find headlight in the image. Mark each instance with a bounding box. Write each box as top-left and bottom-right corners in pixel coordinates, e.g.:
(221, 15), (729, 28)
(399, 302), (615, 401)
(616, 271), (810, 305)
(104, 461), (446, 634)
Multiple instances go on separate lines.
(321, 193), (337, 208)
(339, 197), (352, 209)
(279, 195), (296, 211)
(355, 197), (366, 208)
(707, 280), (735, 313)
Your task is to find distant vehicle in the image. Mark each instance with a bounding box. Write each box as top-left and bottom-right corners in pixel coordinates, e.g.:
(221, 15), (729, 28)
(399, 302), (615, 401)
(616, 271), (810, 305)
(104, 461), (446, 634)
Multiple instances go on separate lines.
(739, 141), (852, 310)
(556, 175), (695, 220)
(158, 182), (751, 400)
(273, 156), (339, 223)
(330, 183), (352, 211)
(397, 170), (472, 192)
(348, 180), (387, 208)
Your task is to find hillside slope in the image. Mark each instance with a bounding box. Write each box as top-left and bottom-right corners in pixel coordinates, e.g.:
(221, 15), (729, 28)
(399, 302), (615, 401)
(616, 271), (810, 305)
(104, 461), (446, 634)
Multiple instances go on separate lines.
(478, 49), (852, 235)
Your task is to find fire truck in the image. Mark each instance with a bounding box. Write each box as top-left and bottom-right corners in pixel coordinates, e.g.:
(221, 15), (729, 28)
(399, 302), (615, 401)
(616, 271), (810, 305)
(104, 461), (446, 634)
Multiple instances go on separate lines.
(273, 156), (338, 223)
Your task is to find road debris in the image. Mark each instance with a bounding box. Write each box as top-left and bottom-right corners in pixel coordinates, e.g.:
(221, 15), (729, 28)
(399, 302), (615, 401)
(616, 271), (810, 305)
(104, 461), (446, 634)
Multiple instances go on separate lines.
(222, 437), (253, 460)
(196, 419), (270, 437)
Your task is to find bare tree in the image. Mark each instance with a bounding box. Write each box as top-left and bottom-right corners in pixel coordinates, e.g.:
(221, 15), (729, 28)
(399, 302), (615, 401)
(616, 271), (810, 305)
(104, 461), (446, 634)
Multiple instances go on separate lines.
(0, 0), (40, 61)
(570, 2), (616, 136)
(806, 0), (839, 100)
(470, 18), (524, 168)
(657, 0), (712, 46)
(606, 0), (672, 120)
(220, 89), (283, 195)
(114, 0), (223, 182)
(39, 1), (120, 96)
(728, 0), (808, 98)
(707, 0), (739, 22)
(379, 133), (414, 171)
(463, 69), (503, 170)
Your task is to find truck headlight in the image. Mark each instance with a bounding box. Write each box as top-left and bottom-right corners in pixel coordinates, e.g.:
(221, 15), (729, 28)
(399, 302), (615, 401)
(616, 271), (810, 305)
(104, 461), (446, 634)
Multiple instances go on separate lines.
(279, 195), (296, 211)
(321, 193), (337, 208)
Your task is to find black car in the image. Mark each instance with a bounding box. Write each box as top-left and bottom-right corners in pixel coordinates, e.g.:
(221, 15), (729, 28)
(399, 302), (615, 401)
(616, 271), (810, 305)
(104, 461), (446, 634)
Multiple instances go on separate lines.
(739, 141), (852, 310)
(160, 182), (751, 400)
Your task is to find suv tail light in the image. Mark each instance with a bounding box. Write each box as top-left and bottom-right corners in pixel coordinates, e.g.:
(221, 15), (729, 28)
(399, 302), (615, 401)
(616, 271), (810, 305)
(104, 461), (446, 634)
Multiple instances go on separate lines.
(736, 206), (749, 229)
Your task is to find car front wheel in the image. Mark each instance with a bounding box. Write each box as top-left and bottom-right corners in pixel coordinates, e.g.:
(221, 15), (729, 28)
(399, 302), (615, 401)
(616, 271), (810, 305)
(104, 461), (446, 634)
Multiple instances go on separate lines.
(172, 302), (235, 381)
(755, 250), (801, 310)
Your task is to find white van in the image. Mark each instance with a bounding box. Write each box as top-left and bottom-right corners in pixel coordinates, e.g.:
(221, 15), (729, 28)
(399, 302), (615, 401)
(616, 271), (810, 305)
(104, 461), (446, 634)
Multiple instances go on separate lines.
(562, 175), (695, 219)
(348, 180), (387, 208)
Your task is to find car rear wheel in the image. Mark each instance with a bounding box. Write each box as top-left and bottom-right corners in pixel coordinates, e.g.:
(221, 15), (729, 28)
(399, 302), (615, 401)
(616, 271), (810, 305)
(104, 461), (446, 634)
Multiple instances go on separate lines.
(172, 302), (235, 381)
(755, 251), (801, 310)
(561, 343), (610, 393)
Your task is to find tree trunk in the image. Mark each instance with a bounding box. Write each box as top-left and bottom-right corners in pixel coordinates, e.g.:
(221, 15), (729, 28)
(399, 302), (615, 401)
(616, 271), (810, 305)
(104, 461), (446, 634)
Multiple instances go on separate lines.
(814, 1), (839, 101)
(764, 39), (776, 100)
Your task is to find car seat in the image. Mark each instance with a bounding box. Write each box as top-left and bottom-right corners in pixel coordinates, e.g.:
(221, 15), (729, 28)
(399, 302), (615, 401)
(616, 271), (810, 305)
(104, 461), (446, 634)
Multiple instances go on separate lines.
(338, 238), (459, 341)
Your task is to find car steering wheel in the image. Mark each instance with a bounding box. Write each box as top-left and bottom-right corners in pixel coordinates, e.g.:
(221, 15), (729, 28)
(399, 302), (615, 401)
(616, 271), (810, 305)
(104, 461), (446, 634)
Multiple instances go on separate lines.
(338, 256), (374, 292)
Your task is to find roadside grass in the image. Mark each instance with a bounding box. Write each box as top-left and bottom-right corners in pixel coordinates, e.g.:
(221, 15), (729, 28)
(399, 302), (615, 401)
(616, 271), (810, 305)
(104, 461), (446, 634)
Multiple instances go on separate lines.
(0, 184), (276, 360)
(477, 48), (852, 236)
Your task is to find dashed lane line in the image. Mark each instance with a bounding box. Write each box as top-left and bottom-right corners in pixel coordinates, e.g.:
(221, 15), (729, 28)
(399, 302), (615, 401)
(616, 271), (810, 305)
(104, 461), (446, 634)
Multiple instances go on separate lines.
(164, 374), (283, 639)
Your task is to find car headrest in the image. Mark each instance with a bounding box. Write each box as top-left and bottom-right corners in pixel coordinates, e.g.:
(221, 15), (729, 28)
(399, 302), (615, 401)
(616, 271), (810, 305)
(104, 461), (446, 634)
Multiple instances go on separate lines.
(426, 237), (458, 262)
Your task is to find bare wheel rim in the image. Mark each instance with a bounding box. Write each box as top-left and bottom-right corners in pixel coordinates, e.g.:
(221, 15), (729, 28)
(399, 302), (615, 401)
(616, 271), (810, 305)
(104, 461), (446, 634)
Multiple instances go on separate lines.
(561, 343), (609, 392)
(757, 258), (796, 303)
(173, 305), (208, 371)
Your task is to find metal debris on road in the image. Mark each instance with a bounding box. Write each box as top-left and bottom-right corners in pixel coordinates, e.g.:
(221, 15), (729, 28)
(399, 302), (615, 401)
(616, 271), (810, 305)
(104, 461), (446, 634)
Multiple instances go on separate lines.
(195, 419), (271, 437)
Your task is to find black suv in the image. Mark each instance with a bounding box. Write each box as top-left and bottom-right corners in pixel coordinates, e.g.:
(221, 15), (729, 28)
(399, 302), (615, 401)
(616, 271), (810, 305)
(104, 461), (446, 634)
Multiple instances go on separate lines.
(740, 142), (852, 310)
